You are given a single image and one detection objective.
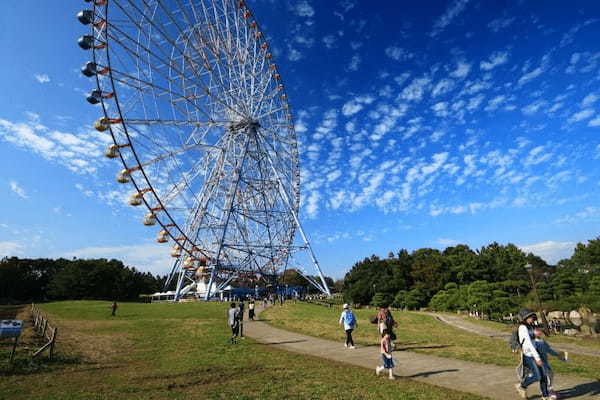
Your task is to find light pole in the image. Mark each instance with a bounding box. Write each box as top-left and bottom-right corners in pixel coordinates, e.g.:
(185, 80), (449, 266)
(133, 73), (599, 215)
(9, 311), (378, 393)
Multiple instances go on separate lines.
(525, 263), (550, 335)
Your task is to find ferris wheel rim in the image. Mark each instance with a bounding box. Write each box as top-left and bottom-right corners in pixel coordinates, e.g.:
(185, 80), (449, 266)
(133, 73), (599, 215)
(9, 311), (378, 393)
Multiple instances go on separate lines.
(91, 0), (301, 261)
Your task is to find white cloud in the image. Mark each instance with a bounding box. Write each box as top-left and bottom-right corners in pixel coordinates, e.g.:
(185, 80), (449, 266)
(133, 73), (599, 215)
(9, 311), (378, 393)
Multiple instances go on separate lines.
(522, 100), (545, 115)
(430, 0), (471, 37)
(0, 241), (25, 258)
(450, 60), (471, 78)
(480, 51), (509, 70)
(437, 238), (460, 246)
(555, 206), (600, 224)
(0, 116), (110, 174)
(523, 145), (552, 166)
(322, 34), (337, 49)
(305, 191), (320, 218)
(294, 1), (314, 17)
(348, 54), (361, 71)
(589, 116), (600, 127)
(581, 93), (599, 107)
(385, 46), (414, 61)
(488, 17), (515, 32)
(60, 242), (174, 275)
(400, 78), (431, 102)
(518, 67), (544, 86)
(326, 170), (341, 182)
(288, 48), (303, 62)
(341, 95), (374, 117)
(432, 79), (455, 97)
(9, 181), (28, 199)
(519, 241), (575, 265)
(568, 109), (594, 123)
(34, 73), (50, 83)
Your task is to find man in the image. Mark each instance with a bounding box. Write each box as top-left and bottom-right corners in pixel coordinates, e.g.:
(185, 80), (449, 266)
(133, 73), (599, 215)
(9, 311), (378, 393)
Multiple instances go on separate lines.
(110, 301), (118, 317)
(228, 302), (240, 344)
(238, 300), (245, 337)
(515, 309), (543, 399)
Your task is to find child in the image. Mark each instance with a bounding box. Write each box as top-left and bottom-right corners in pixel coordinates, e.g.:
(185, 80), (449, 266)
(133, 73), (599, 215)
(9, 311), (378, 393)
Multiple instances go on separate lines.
(534, 327), (567, 400)
(375, 330), (395, 380)
(339, 304), (357, 349)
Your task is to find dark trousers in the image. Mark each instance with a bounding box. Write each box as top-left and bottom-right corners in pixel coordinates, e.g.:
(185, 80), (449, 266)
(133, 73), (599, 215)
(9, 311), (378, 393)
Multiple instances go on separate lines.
(345, 329), (354, 346)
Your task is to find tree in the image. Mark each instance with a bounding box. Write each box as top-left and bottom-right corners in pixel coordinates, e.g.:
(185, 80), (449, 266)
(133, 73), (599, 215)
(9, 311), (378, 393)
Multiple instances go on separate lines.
(405, 288), (427, 310)
(371, 292), (393, 307)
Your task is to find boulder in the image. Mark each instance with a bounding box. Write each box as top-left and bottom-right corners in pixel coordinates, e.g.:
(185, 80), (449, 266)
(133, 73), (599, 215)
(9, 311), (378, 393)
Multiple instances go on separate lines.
(547, 311), (566, 320)
(569, 310), (583, 327)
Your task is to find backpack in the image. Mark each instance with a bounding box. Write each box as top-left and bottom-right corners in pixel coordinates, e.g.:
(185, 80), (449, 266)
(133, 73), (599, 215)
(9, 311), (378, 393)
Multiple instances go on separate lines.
(345, 311), (356, 326)
(384, 311), (395, 328)
(509, 325), (525, 353)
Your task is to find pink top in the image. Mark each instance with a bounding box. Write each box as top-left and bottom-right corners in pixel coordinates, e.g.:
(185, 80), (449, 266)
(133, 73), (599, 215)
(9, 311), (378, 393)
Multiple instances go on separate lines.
(380, 336), (392, 355)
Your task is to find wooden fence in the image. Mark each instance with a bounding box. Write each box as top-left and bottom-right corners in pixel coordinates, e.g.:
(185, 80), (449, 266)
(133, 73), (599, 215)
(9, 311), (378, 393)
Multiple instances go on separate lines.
(30, 304), (58, 360)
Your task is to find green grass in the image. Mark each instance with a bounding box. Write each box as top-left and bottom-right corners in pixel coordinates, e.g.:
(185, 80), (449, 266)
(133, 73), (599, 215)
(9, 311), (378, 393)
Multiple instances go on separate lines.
(447, 313), (600, 351)
(262, 302), (600, 380)
(0, 301), (484, 400)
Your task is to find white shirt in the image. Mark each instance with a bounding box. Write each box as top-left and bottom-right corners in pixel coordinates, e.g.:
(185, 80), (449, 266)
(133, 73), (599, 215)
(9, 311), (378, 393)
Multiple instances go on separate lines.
(518, 324), (540, 361)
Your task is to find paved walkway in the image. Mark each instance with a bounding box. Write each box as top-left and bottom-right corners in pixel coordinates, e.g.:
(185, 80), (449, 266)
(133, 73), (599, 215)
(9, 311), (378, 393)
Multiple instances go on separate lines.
(427, 313), (600, 358)
(243, 306), (599, 400)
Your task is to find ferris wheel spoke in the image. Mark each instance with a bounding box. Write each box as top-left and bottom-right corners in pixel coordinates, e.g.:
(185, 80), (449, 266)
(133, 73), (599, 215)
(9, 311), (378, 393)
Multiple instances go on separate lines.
(115, 0), (246, 120)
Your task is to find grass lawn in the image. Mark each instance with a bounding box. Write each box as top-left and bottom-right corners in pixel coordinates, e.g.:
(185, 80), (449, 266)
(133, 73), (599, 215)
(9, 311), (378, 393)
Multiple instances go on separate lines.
(448, 313), (600, 351)
(262, 302), (600, 380)
(0, 301), (483, 400)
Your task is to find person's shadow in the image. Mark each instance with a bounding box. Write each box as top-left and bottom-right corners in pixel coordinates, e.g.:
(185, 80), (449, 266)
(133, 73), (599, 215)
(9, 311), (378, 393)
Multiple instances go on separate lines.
(554, 381), (600, 399)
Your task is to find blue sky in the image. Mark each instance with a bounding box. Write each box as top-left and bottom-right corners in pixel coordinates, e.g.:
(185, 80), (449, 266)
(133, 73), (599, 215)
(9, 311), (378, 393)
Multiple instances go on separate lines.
(1, 0), (600, 278)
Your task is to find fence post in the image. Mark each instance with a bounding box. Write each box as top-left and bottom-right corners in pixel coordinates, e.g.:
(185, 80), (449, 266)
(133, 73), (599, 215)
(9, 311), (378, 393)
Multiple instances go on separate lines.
(49, 328), (57, 360)
(42, 319), (48, 338)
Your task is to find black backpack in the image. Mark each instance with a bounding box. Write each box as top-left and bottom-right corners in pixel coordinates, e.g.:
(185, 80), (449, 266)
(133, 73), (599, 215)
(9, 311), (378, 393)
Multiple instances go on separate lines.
(509, 325), (525, 352)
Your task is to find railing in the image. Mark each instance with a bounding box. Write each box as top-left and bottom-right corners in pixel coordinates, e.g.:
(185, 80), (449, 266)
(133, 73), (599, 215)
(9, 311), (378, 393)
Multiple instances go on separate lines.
(30, 304), (58, 360)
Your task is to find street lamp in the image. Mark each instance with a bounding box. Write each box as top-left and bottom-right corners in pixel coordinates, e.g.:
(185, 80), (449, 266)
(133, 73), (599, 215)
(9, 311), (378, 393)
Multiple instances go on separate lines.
(525, 263), (550, 335)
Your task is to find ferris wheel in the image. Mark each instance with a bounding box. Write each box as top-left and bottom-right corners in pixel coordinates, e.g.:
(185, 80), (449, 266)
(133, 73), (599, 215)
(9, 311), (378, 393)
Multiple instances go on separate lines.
(76, 0), (331, 300)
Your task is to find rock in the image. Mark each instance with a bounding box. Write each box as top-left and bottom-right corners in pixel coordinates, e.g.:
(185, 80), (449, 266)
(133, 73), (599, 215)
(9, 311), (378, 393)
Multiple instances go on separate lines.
(547, 311), (566, 320)
(569, 310), (583, 327)
(563, 328), (579, 336)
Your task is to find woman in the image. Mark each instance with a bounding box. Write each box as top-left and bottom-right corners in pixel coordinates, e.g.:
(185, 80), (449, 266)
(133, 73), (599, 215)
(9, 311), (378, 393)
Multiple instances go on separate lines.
(515, 309), (543, 399)
(248, 300), (256, 320)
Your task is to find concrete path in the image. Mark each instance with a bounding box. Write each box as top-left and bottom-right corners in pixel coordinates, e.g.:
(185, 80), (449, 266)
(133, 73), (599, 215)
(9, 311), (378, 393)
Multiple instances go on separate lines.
(243, 306), (599, 400)
(427, 313), (600, 358)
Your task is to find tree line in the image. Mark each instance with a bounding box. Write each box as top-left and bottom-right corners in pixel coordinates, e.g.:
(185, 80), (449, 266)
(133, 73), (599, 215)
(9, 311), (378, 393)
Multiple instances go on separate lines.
(342, 238), (600, 318)
(0, 257), (165, 303)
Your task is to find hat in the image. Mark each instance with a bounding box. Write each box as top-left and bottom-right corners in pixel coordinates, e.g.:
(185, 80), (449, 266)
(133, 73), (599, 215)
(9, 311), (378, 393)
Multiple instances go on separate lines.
(343, 303), (349, 309)
(518, 309), (536, 322)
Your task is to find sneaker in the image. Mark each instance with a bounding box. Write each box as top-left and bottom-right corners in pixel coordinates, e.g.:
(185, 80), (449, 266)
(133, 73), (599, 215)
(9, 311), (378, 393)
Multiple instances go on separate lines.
(349, 346), (356, 349)
(388, 374), (395, 380)
(549, 395), (558, 400)
(514, 383), (527, 399)
(344, 343), (348, 348)
(375, 366), (382, 376)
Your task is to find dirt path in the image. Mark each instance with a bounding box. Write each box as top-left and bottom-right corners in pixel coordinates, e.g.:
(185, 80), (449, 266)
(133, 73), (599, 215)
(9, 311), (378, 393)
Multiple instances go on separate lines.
(243, 306), (599, 400)
(427, 313), (600, 358)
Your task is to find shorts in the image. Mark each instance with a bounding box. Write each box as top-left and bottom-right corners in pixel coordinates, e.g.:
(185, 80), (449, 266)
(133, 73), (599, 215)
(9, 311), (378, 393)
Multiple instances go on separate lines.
(382, 354), (394, 369)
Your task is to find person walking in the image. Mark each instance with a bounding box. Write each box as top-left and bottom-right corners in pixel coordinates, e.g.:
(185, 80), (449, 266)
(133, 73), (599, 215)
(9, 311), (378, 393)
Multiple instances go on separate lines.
(110, 301), (118, 317)
(533, 326), (568, 400)
(238, 300), (245, 337)
(248, 300), (256, 320)
(515, 309), (543, 399)
(339, 304), (357, 349)
(375, 330), (395, 380)
(228, 302), (240, 344)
